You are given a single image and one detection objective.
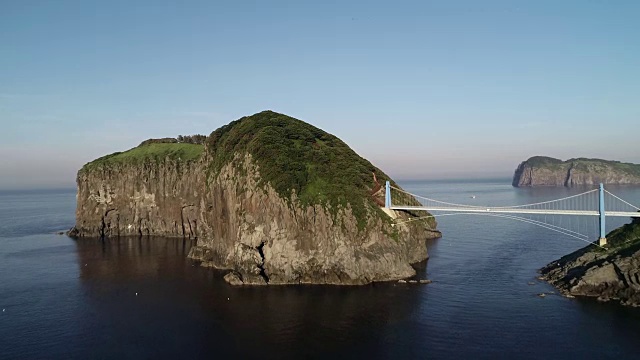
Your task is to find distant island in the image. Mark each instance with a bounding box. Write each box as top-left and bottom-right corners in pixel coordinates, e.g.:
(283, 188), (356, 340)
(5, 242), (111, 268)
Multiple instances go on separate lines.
(512, 156), (640, 187)
(69, 111), (440, 285)
(540, 216), (640, 307)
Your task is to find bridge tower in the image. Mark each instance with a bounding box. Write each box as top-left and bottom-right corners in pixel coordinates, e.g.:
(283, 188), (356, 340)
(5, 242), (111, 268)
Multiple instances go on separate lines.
(599, 183), (607, 246)
(385, 181), (391, 209)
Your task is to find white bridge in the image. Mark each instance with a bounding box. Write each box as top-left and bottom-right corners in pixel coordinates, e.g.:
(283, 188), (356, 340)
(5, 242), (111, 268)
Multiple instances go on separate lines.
(385, 182), (640, 247)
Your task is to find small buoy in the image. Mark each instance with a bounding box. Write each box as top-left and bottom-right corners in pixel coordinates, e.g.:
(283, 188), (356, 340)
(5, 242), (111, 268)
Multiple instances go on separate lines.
(135, 292), (138, 296)
(2, 309), (5, 312)
(227, 297), (230, 301)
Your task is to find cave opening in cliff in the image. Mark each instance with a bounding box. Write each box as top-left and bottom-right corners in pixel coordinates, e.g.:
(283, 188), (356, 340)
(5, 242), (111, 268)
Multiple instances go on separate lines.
(256, 241), (270, 283)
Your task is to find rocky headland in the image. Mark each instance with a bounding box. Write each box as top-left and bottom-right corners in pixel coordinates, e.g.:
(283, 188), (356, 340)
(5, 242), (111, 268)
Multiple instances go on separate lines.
(540, 216), (640, 307)
(512, 156), (640, 187)
(70, 111), (440, 285)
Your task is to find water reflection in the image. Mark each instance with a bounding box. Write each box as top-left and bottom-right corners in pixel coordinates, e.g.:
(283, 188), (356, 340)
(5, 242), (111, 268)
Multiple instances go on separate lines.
(73, 236), (429, 358)
(76, 236), (194, 280)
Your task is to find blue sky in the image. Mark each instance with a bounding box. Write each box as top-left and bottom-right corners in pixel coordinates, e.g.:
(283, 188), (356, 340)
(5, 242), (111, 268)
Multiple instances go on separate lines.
(1, 0), (638, 189)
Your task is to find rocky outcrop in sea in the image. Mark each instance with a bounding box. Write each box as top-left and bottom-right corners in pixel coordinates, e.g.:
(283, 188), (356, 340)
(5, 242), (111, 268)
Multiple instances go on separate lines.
(540, 219), (640, 307)
(70, 111), (440, 285)
(512, 156), (640, 187)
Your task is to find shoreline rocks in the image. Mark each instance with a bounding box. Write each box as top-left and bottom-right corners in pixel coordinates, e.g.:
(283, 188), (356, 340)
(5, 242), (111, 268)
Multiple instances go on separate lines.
(540, 221), (640, 307)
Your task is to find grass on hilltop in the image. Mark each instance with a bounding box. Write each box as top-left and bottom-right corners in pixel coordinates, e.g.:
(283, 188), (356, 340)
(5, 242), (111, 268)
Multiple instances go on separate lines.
(206, 110), (433, 231)
(81, 143), (204, 172)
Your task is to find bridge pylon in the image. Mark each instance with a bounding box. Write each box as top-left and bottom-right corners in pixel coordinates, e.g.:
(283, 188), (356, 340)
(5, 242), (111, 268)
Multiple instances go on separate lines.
(598, 183), (607, 246)
(385, 181), (391, 209)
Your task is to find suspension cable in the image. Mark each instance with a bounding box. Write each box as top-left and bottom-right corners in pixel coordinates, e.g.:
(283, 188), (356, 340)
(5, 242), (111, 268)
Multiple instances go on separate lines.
(392, 212), (603, 248)
(604, 190), (640, 211)
(390, 185), (598, 209)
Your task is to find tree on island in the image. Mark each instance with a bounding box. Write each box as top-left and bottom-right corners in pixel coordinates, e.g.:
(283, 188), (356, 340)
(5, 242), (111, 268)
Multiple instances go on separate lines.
(177, 134), (206, 144)
(139, 134), (207, 147)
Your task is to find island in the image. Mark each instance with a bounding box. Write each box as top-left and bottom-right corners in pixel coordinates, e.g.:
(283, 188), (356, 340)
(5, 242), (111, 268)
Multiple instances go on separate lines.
(69, 111), (441, 285)
(512, 156), (640, 187)
(540, 216), (640, 307)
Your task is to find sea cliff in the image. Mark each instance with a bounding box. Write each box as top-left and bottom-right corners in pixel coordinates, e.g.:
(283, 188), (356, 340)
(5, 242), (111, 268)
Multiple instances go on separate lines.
(70, 111), (440, 285)
(540, 217), (640, 307)
(512, 156), (640, 187)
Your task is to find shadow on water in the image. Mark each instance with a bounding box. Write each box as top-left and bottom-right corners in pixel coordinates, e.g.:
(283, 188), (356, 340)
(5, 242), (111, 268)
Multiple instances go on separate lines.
(73, 236), (429, 359)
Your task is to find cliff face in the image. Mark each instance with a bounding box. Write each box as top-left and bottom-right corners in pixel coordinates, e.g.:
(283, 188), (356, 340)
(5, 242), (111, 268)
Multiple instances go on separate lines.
(513, 156), (640, 187)
(540, 219), (640, 307)
(71, 111), (440, 285)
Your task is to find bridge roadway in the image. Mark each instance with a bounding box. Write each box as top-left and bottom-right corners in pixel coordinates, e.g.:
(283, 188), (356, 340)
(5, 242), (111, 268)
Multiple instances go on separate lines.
(389, 206), (640, 218)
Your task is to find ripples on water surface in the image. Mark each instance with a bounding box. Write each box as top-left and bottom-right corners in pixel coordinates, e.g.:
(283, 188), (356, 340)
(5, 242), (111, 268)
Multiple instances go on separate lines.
(1, 182), (640, 359)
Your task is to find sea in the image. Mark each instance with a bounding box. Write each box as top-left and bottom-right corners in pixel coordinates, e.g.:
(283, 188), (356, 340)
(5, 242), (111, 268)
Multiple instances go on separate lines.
(1, 180), (640, 359)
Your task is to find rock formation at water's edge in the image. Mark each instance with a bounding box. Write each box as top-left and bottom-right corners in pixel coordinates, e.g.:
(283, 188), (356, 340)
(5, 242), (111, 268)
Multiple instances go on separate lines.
(70, 111), (441, 285)
(513, 156), (640, 187)
(540, 216), (640, 307)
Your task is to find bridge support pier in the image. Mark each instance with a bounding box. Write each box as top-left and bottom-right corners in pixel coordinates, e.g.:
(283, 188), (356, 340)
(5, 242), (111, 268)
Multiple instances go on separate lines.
(598, 183), (607, 246)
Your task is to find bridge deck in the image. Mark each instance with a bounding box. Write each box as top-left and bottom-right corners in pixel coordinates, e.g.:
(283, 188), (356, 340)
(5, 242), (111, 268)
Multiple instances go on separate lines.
(389, 206), (640, 217)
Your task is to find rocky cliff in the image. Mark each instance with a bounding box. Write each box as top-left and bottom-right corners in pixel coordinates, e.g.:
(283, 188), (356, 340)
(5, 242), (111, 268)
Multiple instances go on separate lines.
(70, 111), (440, 285)
(540, 217), (640, 307)
(512, 156), (640, 187)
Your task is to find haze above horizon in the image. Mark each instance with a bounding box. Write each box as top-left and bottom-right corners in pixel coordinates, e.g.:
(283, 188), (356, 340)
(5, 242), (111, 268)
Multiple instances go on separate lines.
(1, 1), (639, 190)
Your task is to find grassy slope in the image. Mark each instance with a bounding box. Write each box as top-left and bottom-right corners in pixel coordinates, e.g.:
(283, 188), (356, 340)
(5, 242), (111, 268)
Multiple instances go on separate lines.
(206, 110), (428, 231)
(81, 143), (204, 171)
(606, 216), (640, 249)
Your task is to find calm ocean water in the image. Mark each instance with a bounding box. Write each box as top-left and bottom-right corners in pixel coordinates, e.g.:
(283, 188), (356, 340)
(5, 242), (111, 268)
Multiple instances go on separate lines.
(1, 181), (640, 359)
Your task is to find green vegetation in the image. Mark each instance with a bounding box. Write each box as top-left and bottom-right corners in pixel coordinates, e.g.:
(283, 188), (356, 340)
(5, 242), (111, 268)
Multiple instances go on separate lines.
(569, 158), (640, 177)
(524, 156), (640, 176)
(206, 110), (424, 231)
(138, 137), (178, 146)
(81, 143), (204, 171)
(526, 156), (564, 167)
(176, 134), (207, 144)
(139, 134), (207, 146)
(524, 156), (565, 170)
(606, 213), (640, 249)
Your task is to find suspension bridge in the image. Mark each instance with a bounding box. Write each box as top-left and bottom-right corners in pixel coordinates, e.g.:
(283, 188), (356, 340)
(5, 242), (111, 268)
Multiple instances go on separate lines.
(384, 182), (640, 247)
